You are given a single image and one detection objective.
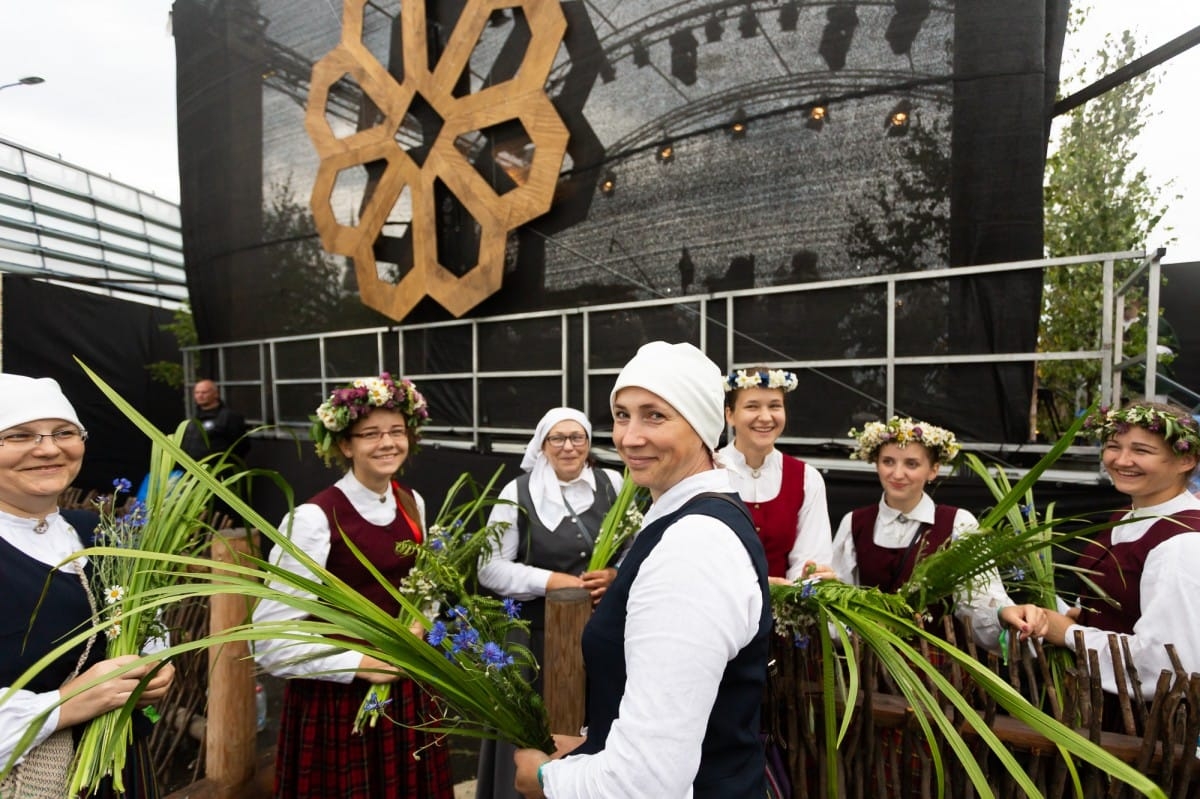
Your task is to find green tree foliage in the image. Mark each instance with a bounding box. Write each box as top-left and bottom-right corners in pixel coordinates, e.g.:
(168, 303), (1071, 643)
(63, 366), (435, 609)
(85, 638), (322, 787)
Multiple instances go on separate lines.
(145, 303), (197, 389)
(1039, 7), (1174, 433)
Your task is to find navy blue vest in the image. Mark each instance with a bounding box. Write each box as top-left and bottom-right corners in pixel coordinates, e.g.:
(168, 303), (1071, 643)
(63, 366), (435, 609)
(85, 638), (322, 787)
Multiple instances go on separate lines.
(573, 492), (770, 798)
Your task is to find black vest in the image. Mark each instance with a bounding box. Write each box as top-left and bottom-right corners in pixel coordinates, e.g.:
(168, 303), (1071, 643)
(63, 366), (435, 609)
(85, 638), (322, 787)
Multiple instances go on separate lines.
(573, 492), (770, 798)
(514, 471), (616, 632)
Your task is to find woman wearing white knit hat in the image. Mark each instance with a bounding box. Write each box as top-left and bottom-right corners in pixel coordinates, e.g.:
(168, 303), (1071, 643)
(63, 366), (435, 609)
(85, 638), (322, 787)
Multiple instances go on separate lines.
(0, 374), (174, 798)
(514, 342), (770, 799)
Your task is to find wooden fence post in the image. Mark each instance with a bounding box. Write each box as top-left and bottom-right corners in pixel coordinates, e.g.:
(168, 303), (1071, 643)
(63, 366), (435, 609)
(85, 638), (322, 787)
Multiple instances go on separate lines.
(543, 587), (591, 736)
(206, 529), (256, 796)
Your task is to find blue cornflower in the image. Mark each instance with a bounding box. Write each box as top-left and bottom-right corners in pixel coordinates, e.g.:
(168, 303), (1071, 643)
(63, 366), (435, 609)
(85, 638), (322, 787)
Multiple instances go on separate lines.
(1009, 567), (1026, 582)
(447, 604), (469, 621)
(429, 537), (445, 551)
(794, 634), (811, 650)
(1019, 504), (1034, 521)
(481, 642), (513, 668)
(451, 627), (480, 652)
(364, 695), (392, 712)
(502, 598), (522, 619)
(800, 580), (817, 599)
(113, 477), (133, 494)
(120, 500), (147, 528)
(426, 620), (448, 647)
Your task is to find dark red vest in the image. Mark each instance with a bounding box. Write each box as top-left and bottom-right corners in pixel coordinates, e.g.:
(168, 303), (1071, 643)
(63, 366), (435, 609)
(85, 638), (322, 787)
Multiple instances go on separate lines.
(309, 481), (420, 618)
(1074, 509), (1200, 634)
(745, 455), (807, 578)
(850, 502), (958, 592)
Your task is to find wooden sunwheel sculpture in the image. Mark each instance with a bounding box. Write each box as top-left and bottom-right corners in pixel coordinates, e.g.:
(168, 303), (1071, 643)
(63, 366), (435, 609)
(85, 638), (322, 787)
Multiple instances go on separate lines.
(306, 1), (569, 319)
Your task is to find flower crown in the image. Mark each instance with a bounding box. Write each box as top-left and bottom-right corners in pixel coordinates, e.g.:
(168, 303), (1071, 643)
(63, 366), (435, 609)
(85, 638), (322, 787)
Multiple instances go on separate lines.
(724, 368), (799, 393)
(1081, 403), (1200, 455)
(847, 416), (961, 465)
(309, 373), (429, 463)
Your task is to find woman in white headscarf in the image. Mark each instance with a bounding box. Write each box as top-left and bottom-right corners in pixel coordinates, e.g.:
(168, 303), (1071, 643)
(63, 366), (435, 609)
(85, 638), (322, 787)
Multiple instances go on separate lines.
(0, 374), (174, 799)
(475, 408), (623, 799)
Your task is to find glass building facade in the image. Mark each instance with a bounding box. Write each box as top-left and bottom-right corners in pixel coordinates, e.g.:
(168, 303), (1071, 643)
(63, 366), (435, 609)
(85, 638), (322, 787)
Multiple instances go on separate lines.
(0, 136), (186, 308)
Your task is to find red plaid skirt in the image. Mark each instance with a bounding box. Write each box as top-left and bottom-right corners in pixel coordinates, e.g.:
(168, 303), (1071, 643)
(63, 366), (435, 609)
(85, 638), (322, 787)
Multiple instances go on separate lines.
(274, 677), (454, 799)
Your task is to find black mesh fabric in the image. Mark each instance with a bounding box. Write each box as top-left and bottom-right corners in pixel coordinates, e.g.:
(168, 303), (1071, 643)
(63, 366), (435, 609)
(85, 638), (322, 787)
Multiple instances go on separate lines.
(173, 0), (1069, 443)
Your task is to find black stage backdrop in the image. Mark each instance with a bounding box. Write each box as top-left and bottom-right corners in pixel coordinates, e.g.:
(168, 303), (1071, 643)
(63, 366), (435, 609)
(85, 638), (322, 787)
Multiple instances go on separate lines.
(174, 0), (1068, 444)
(1, 275), (184, 491)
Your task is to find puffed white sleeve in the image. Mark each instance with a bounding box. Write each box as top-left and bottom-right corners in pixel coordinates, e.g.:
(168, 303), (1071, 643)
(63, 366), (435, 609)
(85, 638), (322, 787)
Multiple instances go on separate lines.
(949, 508), (1016, 652)
(786, 466), (834, 581)
(1063, 534), (1200, 701)
(475, 480), (551, 600)
(830, 511), (859, 585)
(0, 689), (61, 770)
(251, 503), (365, 681)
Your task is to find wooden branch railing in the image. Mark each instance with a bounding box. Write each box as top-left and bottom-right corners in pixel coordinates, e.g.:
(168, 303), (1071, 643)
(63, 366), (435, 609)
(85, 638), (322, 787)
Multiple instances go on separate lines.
(764, 624), (1200, 798)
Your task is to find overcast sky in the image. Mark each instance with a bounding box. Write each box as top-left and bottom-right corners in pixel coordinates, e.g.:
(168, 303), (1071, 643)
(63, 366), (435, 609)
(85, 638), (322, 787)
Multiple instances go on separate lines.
(1, 1), (1197, 261)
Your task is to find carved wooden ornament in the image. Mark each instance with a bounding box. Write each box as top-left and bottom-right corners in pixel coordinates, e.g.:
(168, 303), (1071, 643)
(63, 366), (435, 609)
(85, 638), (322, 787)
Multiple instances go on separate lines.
(306, 0), (569, 319)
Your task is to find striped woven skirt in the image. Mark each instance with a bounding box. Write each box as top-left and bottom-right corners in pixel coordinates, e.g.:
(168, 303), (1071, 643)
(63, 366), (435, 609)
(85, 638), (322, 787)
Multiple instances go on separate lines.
(274, 677), (454, 799)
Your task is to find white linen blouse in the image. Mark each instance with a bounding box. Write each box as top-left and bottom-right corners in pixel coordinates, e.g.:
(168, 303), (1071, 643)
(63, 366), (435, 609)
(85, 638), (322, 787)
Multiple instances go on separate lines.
(252, 471), (426, 681)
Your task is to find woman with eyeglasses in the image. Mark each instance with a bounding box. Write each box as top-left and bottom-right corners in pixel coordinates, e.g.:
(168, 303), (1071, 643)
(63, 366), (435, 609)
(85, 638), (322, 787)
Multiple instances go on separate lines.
(474, 408), (623, 799)
(1, 374), (175, 799)
(251, 374), (453, 799)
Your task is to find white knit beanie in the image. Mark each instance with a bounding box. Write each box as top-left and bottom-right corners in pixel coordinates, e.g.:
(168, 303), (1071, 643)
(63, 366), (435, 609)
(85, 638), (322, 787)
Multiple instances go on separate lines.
(0, 374), (83, 432)
(609, 341), (725, 450)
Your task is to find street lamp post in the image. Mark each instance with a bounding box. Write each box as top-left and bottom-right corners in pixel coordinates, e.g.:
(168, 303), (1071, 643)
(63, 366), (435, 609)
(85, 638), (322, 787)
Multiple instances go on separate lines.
(0, 76), (46, 92)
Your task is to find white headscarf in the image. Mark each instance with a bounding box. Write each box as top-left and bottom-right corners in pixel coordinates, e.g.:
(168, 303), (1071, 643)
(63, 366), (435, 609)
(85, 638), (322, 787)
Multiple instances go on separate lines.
(609, 341), (725, 450)
(0, 374), (83, 432)
(521, 407), (595, 530)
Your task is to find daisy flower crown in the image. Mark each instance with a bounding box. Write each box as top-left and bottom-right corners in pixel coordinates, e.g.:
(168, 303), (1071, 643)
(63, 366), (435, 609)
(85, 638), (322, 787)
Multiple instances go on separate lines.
(309, 373), (429, 463)
(848, 416), (961, 465)
(724, 368), (799, 393)
(1081, 403), (1199, 455)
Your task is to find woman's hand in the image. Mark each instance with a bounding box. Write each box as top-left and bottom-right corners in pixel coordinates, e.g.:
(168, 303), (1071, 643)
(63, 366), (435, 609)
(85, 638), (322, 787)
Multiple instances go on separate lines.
(998, 603), (1049, 640)
(56, 655), (164, 729)
(580, 568), (617, 604)
(801, 561), (838, 581)
(514, 734), (585, 798)
(1040, 606), (1082, 647)
(545, 572), (585, 593)
(135, 659), (175, 707)
(355, 653), (405, 684)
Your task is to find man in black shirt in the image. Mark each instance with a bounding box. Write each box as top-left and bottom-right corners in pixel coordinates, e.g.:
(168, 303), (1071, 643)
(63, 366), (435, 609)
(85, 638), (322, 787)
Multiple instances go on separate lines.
(182, 379), (248, 461)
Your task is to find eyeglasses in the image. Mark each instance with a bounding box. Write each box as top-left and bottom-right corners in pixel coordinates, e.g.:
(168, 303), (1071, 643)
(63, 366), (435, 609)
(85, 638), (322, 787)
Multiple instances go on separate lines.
(545, 433), (588, 448)
(349, 427), (408, 442)
(0, 428), (89, 449)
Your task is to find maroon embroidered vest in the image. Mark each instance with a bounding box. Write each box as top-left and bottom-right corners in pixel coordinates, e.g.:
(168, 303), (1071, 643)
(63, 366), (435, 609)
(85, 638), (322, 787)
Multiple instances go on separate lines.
(309, 481), (420, 617)
(746, 455), (807, 578)
(1074, 509), (1200, 634)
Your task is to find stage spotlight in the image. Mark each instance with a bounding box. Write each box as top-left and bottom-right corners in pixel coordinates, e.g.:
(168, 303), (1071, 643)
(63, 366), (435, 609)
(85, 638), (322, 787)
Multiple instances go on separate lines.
(600, 171), (616, 196)
(885, 99), (912, 137)
(885, 0), (931, 55)
(739, 6), (758, 38)
(805, 105), (827, 131)
(704, 16), (723, 43)
(779, 1), (800, 32)
(632, 39), (651, 68)
(728, 108), (748, 139)
(669, 29), (699, 86)
(818, 4), (858, 71)
(657, 142), (675, 164)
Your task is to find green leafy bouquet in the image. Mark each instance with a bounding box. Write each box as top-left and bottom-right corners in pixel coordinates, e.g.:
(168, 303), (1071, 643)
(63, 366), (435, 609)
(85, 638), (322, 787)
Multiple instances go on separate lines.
(353, 468), (535, 734)
(586, 469), (646, 572)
